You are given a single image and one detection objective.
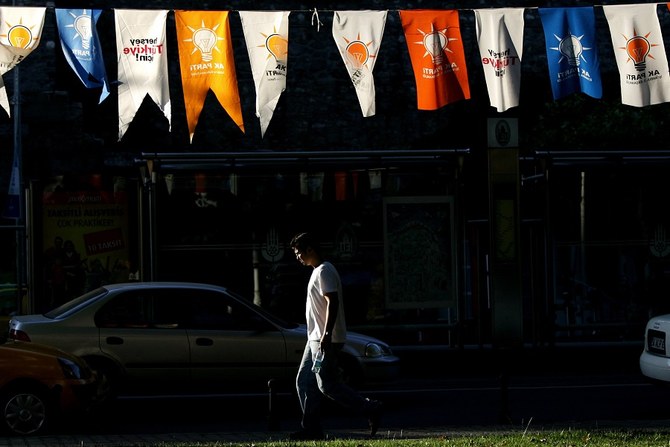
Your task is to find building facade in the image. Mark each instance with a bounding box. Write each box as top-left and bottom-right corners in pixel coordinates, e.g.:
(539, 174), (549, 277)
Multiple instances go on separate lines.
(1, 1), (670, 348)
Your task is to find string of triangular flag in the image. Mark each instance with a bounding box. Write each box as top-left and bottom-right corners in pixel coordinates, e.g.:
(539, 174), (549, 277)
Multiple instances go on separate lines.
(0, 4), (669, 141)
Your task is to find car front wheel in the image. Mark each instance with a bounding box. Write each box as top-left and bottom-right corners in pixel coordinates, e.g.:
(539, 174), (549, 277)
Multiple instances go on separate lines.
(338, 354), (365, 387)
(83, 357), (120, 407)
(1, 386), (49, 435)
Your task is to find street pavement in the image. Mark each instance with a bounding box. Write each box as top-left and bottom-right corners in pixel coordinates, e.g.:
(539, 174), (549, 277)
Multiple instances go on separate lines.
(5, 422), (670, 447)
(3, 341), (670, 446)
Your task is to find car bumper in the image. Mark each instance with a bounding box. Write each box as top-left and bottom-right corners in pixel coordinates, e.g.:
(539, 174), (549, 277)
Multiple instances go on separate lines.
(52, 378), (99, 411)
(360, 356), (401, 382)
(640, 351), (670, 382)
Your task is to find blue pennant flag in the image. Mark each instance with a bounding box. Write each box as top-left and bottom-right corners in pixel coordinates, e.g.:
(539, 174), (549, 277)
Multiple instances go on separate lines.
(55, 9), (109, 103)
(538, 7), (602, 100)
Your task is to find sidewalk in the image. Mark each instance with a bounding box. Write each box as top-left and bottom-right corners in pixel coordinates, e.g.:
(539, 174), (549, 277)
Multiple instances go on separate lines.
(2, 420), (669, 447)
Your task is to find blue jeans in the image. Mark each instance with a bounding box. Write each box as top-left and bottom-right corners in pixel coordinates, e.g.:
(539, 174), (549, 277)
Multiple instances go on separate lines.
(296, 340), (368, 432)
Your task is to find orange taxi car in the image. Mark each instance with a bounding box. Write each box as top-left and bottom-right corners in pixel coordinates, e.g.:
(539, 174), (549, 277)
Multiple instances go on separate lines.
(0, 341), (98, 435)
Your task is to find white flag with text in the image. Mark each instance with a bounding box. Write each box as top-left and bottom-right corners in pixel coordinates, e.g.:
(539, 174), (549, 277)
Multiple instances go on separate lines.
(240, 11), (289, 138)
(332, 10), (387, 117)
(115, 9), (171, 140)
(474, 8), (525, 112)
(0, 7), (46, 117)
(603, 4), (670, 107)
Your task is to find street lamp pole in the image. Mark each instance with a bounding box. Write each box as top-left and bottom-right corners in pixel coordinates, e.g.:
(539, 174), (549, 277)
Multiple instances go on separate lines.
(12, 62), (27, 314)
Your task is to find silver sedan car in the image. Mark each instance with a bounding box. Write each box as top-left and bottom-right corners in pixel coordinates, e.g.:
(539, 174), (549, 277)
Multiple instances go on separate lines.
(640, 313), (670, 384)
(7, 282), (400, 399)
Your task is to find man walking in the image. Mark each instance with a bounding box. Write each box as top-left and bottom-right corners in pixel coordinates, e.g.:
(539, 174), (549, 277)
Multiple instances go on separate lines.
(289, 232), (382, 440)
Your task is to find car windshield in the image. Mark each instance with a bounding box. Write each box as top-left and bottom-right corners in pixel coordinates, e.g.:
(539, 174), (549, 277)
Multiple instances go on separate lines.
(44, 287), (108, 319)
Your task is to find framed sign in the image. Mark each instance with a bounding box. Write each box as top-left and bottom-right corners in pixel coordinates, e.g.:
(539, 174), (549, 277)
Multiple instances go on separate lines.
(383, 196), (456, 309)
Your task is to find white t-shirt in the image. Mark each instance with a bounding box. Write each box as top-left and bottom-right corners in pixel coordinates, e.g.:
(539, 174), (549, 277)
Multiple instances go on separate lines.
(305, 261), (347, 343)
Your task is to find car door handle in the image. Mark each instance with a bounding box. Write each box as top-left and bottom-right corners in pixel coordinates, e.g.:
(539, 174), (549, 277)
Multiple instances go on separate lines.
(196, 338), (214, 346)
(106, 336), (124, 345)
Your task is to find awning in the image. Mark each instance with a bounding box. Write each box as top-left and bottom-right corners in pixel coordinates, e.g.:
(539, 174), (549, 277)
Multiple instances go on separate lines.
(528, 150), (670, 167)
(136, 149), (470, 172)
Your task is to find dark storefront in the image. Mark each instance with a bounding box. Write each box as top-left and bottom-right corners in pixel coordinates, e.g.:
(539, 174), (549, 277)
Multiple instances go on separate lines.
(13, 147), (668, 348)
(141, 150), (466, 345)
(2, 3), (670, 350)
(538, 151), (670, 343)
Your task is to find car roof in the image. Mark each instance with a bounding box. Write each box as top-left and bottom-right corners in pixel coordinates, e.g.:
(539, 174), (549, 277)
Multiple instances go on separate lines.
(99, 282), (231, 292)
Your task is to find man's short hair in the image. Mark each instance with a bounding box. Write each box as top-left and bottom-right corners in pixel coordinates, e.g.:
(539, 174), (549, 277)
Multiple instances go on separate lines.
(290, 232), (319, 254)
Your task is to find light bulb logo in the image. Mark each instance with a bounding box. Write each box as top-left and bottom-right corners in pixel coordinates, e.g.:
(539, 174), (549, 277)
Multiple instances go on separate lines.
(1, 16), (39, 49)
(423, 31), (447, 64)
(183, 21), (224, 63)
(626, 35), (651, 72)
(192, 27), (217, 62)
(617, 29), (658, 73)
(265, 33), (288, 63)
(414, 24), (457, 66)
(345, 40), (369, 69)
(7, 24), (32, 49)
(558, 35), (582, 67)
(73, 13), (92, 50)
(339, 33), (375, 70)
(550, 32), (592, 68)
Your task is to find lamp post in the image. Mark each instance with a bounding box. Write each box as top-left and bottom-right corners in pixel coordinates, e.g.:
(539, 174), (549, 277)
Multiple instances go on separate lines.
(12, 63), (27, 313)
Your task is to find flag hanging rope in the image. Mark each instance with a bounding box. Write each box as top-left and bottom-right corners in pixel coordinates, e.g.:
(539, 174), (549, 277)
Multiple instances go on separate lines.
(311, 8), (323, 32)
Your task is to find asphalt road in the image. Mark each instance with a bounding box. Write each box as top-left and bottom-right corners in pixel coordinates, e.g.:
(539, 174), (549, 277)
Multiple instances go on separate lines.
(50, 370), (670, 436)
(6, 343), (670, 444)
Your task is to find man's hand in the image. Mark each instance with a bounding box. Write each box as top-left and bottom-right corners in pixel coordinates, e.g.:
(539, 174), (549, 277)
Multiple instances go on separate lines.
(320, 331), (332, 350)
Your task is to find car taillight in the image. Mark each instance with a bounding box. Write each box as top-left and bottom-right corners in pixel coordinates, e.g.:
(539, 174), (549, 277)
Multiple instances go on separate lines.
(8, 329), (31, 342)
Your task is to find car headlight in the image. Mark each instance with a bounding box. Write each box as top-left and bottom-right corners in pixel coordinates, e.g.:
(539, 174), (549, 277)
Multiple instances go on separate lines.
(364, 343), (384, 358)
(58, 357), (86, 380)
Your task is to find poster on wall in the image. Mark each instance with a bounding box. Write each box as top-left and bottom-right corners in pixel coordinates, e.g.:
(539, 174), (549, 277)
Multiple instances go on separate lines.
(383, 196), (456, 309)
(41, 176), (131, 309)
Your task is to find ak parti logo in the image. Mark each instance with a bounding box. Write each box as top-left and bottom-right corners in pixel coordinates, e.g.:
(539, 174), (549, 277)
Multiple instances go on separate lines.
(1, 16), (39, 49)
(414, 23), (457, 66)
(617, 28), (659, 72)
(257, 28), (287, 79)
(261, 30), (288, 64)
(183, 20), (224, 64)
(550, 32), (593, 68)
(342, 34), (374, 69)
(338, 33), (376, 86)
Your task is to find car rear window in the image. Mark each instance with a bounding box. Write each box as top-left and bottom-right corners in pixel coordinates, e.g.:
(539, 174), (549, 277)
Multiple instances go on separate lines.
(44, 287), (107, 319)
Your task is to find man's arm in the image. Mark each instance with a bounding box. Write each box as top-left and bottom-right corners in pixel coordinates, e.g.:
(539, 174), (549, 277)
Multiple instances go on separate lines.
(321, 291), (339, 349)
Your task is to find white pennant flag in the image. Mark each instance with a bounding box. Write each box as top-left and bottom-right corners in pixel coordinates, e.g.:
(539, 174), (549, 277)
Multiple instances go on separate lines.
(332, 10), (387, 117)
(115, 9), (171, 141)
(0, 7), (46, 117)
(603, 4), (670, 107)
(474, 8), (525, 112)
(240, 11), (289, 138)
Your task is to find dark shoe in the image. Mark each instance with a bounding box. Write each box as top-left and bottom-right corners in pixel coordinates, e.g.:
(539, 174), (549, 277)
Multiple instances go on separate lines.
(366, 399), (383, 436)
(289, 429), (325, 441)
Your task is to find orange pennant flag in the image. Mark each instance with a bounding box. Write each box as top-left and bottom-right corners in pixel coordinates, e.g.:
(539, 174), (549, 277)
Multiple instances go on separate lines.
(399, 10), (470, 110)
(175, 10), (244, 142)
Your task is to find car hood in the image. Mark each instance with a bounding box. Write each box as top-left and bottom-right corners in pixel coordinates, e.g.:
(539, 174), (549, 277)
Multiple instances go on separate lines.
(1, 340), (81, 363)
(346, 330), (390, 347)
(291, 323), (390, 349)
